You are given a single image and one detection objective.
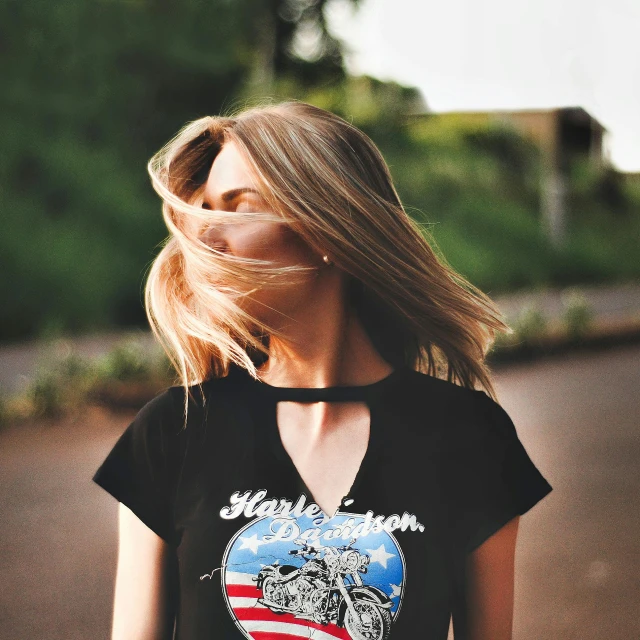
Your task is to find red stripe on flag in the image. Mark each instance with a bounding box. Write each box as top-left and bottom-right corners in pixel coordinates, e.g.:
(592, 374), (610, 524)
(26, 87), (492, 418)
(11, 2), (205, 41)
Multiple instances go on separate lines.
(250, 630), (350, 640)
(226, 583), (262, 598)
(233, 608), (352, 639)
(250, 633), (324, 640)
(250, 633), (318, 640)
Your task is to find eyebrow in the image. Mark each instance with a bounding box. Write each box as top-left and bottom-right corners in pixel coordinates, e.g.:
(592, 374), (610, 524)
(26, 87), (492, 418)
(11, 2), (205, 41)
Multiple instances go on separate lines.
(219, 187), (262, 203)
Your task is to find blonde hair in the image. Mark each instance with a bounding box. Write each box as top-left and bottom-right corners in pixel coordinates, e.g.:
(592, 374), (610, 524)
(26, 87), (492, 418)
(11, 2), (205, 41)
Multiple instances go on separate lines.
(145, 100), (511, 421)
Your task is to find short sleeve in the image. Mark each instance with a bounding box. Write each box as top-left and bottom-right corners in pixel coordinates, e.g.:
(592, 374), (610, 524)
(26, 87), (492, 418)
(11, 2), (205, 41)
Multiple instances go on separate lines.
(455, 390), (553, 554)
(92, 388), (181, 546)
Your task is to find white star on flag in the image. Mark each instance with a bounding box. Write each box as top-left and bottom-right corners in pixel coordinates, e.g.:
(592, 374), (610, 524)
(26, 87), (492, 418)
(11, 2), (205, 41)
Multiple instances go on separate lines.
(366, 543), (396, 569)
(238, 534), (264, 554)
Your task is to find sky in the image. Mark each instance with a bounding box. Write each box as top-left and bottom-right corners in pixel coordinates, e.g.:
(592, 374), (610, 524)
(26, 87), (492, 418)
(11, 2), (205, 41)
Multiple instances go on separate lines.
(326, 0), (640, 172)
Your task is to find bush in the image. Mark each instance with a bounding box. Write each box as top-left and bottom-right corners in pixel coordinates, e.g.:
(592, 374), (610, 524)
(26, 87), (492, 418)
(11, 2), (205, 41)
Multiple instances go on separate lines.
(561, 288), (594, 339)
(0, 335), (174, 422)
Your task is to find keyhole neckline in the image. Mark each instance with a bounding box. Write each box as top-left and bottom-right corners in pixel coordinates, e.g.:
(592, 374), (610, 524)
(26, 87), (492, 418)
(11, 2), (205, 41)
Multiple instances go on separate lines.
(263, 387), (383, 523)
(231, 360), (407, 524)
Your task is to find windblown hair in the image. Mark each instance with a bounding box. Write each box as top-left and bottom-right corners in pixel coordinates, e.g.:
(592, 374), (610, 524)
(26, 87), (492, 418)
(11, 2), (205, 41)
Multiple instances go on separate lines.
(145, 100), (511, 420)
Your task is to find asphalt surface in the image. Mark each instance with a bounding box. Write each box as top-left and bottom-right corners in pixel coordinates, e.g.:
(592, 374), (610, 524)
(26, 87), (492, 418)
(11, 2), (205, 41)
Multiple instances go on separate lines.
(0, 343), (638, 639)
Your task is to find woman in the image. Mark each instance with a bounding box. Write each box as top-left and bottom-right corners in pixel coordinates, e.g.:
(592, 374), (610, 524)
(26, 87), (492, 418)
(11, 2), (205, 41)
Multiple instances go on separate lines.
(93, 101), (553, 640)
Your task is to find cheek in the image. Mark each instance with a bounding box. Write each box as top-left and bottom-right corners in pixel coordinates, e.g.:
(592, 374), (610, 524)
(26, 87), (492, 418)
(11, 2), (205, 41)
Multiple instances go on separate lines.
(230, 223), (311, 265)
(230, 224), (319, 322)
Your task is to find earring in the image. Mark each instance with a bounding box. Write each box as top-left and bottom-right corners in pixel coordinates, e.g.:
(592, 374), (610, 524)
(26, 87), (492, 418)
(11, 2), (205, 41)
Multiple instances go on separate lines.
(322, 254), (333, 266)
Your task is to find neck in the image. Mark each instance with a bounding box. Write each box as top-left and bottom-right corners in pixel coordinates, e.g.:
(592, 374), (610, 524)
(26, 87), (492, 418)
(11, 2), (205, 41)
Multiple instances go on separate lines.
(257, 279), (392, 388)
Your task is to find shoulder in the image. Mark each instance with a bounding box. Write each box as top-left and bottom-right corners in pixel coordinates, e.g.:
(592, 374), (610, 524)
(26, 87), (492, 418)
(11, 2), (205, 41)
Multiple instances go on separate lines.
(399, 367), (484, 414)
(399, 369), (515, 446)
(130, 377), (224, 438)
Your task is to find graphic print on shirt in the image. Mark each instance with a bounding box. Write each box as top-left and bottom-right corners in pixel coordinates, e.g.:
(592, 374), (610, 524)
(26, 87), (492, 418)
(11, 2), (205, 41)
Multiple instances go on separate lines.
(201, 488), (425, 640)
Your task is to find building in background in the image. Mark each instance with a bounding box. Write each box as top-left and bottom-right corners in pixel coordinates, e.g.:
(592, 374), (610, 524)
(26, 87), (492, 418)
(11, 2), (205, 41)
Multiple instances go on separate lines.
(412, 107), (609, 248)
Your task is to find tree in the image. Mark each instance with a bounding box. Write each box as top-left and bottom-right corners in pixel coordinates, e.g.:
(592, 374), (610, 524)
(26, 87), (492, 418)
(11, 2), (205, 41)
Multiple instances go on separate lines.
(247, 0), (362, 92)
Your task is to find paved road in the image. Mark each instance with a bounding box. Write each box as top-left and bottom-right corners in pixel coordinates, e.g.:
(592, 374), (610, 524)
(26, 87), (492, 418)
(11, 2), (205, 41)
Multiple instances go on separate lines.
(0, 344), (638, 639)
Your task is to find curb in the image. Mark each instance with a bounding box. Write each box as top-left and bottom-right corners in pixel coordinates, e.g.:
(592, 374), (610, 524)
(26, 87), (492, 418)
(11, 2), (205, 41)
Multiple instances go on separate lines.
(489, 316), (640, 366)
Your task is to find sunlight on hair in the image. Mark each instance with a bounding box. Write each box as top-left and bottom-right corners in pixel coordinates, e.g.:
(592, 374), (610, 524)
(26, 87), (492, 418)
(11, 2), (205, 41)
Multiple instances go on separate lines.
(144, 101), (512, 425)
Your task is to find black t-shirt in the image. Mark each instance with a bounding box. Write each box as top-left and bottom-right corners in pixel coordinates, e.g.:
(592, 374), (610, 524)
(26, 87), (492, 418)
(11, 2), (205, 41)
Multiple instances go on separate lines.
(93, 362), (553, 639)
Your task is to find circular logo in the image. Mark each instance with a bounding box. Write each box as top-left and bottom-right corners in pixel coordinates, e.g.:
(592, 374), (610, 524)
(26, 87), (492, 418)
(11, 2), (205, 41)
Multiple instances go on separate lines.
(220, 510), (406, 640)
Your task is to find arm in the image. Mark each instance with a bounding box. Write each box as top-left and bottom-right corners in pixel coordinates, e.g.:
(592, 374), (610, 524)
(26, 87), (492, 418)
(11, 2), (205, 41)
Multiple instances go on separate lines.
(464, 515), (520, 640)
(111, 503), (177, 640)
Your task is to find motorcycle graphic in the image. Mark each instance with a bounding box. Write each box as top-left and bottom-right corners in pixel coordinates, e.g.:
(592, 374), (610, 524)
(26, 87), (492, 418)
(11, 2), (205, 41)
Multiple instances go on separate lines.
(253, 536), (394, 640)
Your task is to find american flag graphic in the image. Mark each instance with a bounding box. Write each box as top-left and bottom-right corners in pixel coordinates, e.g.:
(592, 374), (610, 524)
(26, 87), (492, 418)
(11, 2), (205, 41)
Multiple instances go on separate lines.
(219, 511), (406, 640)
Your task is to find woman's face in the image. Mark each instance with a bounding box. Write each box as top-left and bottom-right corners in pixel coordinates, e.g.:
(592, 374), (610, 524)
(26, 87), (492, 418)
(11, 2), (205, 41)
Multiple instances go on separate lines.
(199, 140), (328, 328)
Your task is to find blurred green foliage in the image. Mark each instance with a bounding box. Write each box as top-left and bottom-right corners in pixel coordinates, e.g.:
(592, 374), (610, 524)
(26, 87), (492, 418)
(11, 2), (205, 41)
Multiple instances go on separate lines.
(1, 0), (256, 341)
(1, 0), (639, 344)
(0, 334), (173, 422)
(560, 288), (594, 340)
(307, 85), (640, 294)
